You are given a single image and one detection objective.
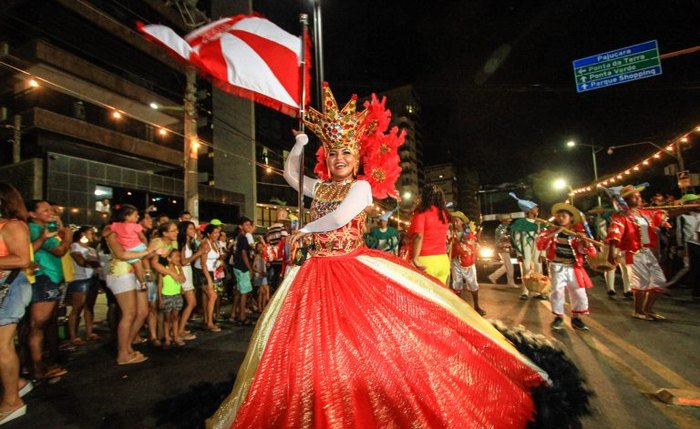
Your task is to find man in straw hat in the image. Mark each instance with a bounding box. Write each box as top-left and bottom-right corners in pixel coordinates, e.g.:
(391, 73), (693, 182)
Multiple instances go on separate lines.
(449, 211), (486, 316)
(606, 184), (669, 321)
(537, 202), (596, 330)
(508, 193), (546, 300)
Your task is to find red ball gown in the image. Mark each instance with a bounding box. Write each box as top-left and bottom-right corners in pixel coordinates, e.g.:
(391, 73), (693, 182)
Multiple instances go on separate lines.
(207, 180), (550, 429)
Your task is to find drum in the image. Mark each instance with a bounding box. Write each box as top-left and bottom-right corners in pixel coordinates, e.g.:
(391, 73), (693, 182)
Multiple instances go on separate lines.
(587, 246), (618, 272)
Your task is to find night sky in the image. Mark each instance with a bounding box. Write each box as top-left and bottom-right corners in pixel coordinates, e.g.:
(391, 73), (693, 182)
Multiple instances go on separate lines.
(254, 0), (700, 188)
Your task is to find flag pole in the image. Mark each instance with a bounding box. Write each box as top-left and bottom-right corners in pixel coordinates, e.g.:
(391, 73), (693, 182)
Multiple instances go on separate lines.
(297, 14), (309, 229)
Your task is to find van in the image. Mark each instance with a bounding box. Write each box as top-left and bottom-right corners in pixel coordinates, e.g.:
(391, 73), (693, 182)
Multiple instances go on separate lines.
(476, 212), (525, 282)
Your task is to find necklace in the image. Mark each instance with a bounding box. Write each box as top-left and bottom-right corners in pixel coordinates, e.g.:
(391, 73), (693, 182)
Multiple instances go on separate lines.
(331, 176), (353, 185)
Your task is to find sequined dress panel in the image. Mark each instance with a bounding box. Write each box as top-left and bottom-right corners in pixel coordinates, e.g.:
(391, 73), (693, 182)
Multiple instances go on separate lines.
(309, 181), (366, 257)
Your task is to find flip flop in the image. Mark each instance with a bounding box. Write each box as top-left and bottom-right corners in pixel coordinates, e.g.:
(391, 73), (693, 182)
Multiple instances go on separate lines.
(87, 333), (102, 341)
(117, 354), (148, 366)
(45, 367), (68, 378)
(646, 312), (666, 321)
(69, 338), (85, 346)
(207, 325), (222, 332)
(632, 312), (654, 321)
(0, 403), (26, 425)
(18, 379), (33, 398)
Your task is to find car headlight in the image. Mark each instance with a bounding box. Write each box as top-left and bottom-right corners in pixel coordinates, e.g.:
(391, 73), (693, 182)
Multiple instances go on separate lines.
(479, 246), (495, 259)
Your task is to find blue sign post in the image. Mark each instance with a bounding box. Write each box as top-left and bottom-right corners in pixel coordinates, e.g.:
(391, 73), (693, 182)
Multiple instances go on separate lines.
(573, 40), (662, 93)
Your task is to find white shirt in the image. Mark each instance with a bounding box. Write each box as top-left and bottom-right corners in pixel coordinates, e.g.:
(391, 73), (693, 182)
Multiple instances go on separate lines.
(635, 215), (651, 245)
(71, 243), (97, 280)
(95, 201), (110, 213)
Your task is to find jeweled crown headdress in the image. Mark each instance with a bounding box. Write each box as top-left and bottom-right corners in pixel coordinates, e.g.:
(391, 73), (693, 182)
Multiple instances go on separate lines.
(306, 82), (405, 200)
(303, 83), (369, 154)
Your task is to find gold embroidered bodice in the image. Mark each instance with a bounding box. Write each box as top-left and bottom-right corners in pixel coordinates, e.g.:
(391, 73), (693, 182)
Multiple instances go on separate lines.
(309, 180), (366, 257)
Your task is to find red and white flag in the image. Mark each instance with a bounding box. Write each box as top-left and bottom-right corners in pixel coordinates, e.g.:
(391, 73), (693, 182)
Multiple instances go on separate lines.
(139, 15), (311, 117)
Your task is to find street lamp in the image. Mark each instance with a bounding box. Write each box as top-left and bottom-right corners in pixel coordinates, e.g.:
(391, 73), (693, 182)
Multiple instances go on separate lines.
(553, 178), (568, 190)
(553, 178), (574, 204)
(565, 140), (604, 206)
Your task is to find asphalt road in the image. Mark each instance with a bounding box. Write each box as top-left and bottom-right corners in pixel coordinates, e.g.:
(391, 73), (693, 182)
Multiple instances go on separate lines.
(8, 272), (700, 429)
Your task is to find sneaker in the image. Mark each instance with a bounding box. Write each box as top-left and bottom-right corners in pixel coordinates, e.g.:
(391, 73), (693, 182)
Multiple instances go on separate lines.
(519, 294), (528, 301)
(607, 290), (616, 299)
(623, 291), (633, 300)
(551, 317), (564, 330)
(571, 317), (588, 330)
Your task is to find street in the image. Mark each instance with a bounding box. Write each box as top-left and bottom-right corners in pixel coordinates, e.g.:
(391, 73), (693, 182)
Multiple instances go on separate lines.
(8, 273), (700, 429)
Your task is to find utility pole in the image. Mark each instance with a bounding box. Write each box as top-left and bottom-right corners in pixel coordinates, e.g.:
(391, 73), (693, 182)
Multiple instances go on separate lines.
(183, 67), (199, 219)
(12, 114), (20, 163)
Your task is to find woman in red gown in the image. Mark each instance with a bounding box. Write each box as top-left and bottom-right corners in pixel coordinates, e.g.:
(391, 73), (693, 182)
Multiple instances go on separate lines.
(207, 85), (581, 429)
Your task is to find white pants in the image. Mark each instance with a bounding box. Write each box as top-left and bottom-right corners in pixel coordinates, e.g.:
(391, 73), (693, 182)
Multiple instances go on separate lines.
(629, 248), (666, 292)
(549, 262), (589, 316)
(519, 244), (543, 295)
(605, 254), (631, 293)
(451, 260), (479, 292)
(489, 252), (515, 285)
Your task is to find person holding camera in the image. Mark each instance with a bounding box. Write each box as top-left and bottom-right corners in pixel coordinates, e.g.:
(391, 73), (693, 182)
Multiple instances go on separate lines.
(27, 200), (71, 381)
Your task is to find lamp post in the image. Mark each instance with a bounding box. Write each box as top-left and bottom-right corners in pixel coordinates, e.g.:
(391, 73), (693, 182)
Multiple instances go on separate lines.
(150, 68), (199, 219)
(566, 140), (603, 206)
(308, 0), (324, 104)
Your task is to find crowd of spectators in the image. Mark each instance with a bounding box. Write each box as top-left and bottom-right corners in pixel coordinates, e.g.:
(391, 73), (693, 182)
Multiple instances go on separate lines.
(0, 184), (298, 425)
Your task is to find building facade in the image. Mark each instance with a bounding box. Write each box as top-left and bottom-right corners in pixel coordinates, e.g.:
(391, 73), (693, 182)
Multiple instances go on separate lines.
(375, 85), (424, 213)
(0, 0), (253, 226)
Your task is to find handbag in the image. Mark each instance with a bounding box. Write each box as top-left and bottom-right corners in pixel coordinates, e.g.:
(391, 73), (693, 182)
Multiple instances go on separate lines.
(0, 269), (20, 307)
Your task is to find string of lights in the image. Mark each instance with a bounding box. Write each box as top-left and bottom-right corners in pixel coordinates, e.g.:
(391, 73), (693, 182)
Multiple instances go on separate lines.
(569, 127), (697, 196)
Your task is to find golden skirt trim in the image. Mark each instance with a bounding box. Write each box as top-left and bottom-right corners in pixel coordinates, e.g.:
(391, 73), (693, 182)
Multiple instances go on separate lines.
(205, 266), (301, 429)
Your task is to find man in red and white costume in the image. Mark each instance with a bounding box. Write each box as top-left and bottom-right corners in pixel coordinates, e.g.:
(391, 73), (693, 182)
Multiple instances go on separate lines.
(606, 184), (668, 321)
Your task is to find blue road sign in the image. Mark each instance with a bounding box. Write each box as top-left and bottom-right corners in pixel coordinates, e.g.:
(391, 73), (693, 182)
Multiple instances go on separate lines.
(572, 40), (662, 93)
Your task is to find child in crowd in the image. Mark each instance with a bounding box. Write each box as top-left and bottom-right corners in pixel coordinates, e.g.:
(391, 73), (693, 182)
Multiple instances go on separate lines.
(111, 204), (151, 290)
(449, 212), (486, 316)
(536, 202), (596, 331)
(157, 251), (185, 347)
(253, 242), (270, 311)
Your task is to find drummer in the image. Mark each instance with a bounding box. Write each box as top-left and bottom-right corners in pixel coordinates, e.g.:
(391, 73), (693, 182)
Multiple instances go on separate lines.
(536, 202), (597, 331)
